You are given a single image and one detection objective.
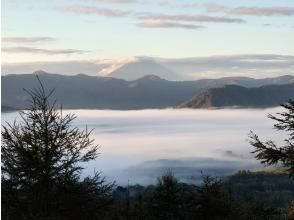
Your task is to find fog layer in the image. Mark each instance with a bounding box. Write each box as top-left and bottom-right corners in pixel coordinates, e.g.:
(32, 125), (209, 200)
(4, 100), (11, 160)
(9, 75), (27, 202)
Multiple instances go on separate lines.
(2, 108), (284, 185)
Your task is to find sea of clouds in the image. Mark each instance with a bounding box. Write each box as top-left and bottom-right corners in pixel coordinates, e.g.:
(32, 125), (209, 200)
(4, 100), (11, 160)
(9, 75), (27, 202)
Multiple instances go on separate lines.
(2, 108), (286, 185)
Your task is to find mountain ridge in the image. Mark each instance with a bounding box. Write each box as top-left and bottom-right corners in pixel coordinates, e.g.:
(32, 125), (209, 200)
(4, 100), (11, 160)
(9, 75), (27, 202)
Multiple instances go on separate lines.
(2, 72), (294, 111)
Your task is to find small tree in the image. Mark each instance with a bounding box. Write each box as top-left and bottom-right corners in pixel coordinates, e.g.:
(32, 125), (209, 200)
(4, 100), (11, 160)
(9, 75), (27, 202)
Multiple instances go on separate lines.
(249, 100), (294, 176)
(1, 77), (113, 220)
(189, 175), (234, 220)
(151, 172), (182, 220)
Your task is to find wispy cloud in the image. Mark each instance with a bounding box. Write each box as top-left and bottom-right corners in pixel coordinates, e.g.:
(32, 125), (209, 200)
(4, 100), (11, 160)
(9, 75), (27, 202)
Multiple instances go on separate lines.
(231, 6), (294, 16)
(61, 4), (131, 17)
(2, 47), (89, 55)
(2, 37), (56, 44)
(137, 13), (245, 23)
(205, 3), (294, 16)
(137, 20), (204, 30)
(60, 4), (245, 24)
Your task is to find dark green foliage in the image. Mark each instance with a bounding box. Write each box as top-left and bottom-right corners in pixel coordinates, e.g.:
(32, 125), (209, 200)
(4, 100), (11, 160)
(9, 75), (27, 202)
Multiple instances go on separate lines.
(226, 170), (294, 208)
(1, 78), (114, 220)
(249, 100), (294, 176)
(52, 172), (114, 220)
(191, 175), (233, 220)
(111, 172), (292, 220)
(151, 173), (182, 220)
(224, 171), (294, 219)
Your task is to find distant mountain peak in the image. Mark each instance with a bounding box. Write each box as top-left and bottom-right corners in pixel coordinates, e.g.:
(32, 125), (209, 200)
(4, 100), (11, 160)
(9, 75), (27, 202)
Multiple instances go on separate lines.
(135, 75), (164, 81)
(100, 57), (188, 81)
(98, 57), (140, 76)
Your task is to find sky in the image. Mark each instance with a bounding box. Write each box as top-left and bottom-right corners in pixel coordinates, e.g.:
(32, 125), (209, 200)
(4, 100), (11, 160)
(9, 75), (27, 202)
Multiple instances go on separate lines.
(1, 0), (294, 76)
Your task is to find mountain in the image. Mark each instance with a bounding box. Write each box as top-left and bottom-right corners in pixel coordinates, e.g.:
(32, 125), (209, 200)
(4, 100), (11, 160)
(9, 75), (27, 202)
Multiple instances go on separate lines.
(179, 83), (294, 108)
(2, 72), (205, 110)
(2, 72), (294, 111)
(102, 58), (190, 81)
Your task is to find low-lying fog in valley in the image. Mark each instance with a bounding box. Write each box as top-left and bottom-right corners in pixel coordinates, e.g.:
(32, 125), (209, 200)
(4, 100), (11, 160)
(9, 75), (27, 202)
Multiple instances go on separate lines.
(2, 108), (286, 185)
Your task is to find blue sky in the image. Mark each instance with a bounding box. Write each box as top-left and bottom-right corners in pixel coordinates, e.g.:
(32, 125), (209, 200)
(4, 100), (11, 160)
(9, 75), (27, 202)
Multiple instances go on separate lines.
(2, 0), (294, 76)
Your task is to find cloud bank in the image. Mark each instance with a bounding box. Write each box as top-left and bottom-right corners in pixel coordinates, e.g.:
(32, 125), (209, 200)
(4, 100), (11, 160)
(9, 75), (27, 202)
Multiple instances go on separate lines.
(158, 54), (294, 78)
(2, 54), (294, 79)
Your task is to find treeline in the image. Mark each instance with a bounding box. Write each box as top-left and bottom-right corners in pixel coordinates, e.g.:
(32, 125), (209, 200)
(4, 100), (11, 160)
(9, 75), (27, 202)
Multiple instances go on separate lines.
(108, 171), (294, 220)
(3, 170), (294, 220)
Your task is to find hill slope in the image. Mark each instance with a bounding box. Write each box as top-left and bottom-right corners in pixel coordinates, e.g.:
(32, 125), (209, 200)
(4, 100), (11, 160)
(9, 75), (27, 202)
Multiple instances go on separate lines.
(179, 83), (294, 108)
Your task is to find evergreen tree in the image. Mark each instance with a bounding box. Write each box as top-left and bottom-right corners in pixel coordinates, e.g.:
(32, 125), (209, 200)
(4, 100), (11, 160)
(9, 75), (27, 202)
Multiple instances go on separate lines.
(151, 172), (182, 220)
(249, 100), (294, 176)
(1, 77), (113, 220)
(191, 175), (233, 220)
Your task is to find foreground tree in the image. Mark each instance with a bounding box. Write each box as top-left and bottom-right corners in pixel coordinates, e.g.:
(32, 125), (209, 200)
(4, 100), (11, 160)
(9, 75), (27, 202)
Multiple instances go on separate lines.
(249, 100), (294, 176)
(1, 78), (113, 220)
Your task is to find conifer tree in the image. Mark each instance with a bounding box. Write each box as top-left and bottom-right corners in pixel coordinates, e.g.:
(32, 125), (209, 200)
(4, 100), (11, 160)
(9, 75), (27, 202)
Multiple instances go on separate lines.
(1, 77), (113, 220)
(249, 100), (294, 176)
(151, 172), (182, 220)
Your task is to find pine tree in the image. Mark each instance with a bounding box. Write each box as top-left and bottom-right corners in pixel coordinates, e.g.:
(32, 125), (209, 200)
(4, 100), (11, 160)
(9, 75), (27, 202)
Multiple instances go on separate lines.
(1, 77), (113, 220)
(249, 100), (294, 176)
(151, 172), (182, 220)
(190, 175), (233, 220)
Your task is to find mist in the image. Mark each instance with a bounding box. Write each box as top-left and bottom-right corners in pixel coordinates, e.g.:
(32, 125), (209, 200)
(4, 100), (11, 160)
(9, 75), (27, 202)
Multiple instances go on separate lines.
(2, 108), (285, 185)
